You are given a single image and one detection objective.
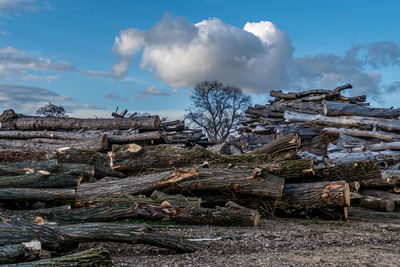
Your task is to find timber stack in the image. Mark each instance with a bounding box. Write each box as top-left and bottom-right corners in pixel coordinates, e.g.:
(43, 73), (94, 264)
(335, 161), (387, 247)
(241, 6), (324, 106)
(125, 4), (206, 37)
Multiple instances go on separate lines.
(0, 83), (399, 264)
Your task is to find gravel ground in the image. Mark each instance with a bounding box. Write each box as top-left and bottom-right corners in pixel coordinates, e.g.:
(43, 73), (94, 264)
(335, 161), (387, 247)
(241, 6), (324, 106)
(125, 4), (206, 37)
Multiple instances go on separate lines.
(81, 207), (400, 266)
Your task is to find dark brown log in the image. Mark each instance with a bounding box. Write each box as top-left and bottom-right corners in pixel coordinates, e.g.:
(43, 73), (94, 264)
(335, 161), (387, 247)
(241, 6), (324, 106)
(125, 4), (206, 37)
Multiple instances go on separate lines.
(358, 195), (395, 212)
(76, 168), (284, 201)
(0, 219), (203, 253)
(312, 160), (382, 183)
(0, 188), (75, 202)
(107, 131), (162, 144)
(54, 148), (125, 178)
(323, 100), (400, 118)
(361, 189), (400, 206)
(245, 108), (284, 118)
(359, 170), (400, 189)
(0, 149), (46, 163)
(0, 134), (108, 152)
(109, 143), (143, 172)
(10, 247), (113, 266)
(250, 133), (301, 155)
(0, 109), (161, 131)
(0, 241), (41, 264)
(41, 199), (260, 227)
(0, 171), (82, 188)
(260, 158), (314, 180)
(0, 160), (59, 176)
(150, 190), (201, 208)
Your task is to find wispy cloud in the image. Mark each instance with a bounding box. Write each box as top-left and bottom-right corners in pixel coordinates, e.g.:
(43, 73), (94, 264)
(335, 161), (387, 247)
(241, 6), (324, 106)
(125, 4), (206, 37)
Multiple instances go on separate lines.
(0, 0), (50, 15)
(136, 85), (170, 100)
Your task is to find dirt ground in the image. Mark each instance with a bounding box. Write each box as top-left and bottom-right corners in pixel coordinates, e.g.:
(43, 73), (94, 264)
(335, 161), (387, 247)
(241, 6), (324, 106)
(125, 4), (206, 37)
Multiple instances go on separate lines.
(82, 207), (400, 266)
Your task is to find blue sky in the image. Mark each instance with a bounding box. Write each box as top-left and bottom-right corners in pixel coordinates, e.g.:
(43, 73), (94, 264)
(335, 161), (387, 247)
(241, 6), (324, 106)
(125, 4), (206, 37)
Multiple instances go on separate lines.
(1, 0), (399, 119)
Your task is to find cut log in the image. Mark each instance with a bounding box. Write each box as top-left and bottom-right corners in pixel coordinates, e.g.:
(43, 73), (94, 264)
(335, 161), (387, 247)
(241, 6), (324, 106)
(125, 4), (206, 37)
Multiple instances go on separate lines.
(327, 151), (400, 165)
(0, 241), (41, 264)
(10, 247), (112, 267)
(108, 131), (163, 144)
(284, 111), (400, 133)
(250, 133), (301, 155)
(76, 168), (285, 201)
(245, 108), (284, 118)
(0, 160), (59, 176)
(321, 127), (400, 141)
(359, 170), (400, 189)
(0, 172), (82, 189)
(0, 188), (75, 202)
(0, 109), (161, 131)
(369, 141), (400, 151)
(323, 100), (400, 118)
(0, 149), (46, 163)
(313, 160), (381, 183)
(358, 195), (395, 212)
(0, 219), (203, 253)
(108, 143), (143, 172)
(150, 190), (201, 208)
(0, 134), (108, 152)
(361, 189), (400, 206)
(260, 158), (314, 180)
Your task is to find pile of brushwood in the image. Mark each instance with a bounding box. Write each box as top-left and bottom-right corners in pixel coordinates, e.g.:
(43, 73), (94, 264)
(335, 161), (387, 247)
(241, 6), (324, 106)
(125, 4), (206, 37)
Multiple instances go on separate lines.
(0, 83), (399, 264)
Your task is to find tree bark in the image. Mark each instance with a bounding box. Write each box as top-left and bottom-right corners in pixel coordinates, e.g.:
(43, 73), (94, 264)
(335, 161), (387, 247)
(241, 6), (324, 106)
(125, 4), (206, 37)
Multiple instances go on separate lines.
(0, 188), (75, 202)
(284, 110), (400, 133)
(8, 247), (113, 267)
(250, 133), (301, 155)
(321, 127), (399, 141)
(323, 100), (400, 118)
(361, 189), (400, 206)
(0, 241), (41, 264)
(108, 131), (163, 144)
(0, 149), (46, 163)
(359, 170), (400, 189)
(358, 195), (395, 212)
(150, 190), (201, 208)
(369, 141), (400, 151)
(259, 158), (314, 180)
(0, 110), (161, 131)
(327, 151), (400, 165)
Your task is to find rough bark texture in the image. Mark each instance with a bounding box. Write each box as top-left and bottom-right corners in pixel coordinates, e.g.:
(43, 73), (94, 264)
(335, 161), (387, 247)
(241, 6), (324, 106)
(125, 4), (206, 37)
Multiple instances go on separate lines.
(108, 131), (162, 144)
(358, 195), (395, 212)
(0, 241), (41, 264)
(260, 158), (314, 180)
(327, 151), (400, 165)
(150, 190), (201, 208)
(0, 172), (82, 188)
(323, 100), (400, 118)
(250, 133), (301, 155)
(361, 189), (400, 206)
(369, 142), (400, 151)
(321, 127), (399, 141)
(0, 188), (75, 202)
(0, 149), (46, 163)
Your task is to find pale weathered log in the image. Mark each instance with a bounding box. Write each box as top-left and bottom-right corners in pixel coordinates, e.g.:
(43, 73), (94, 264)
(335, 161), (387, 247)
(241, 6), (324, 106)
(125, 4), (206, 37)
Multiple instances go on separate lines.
(327, 151), (400, 165)
(361, 189), (400, 206)
(9, 247), (113, 266)
(250, 133), (301, 155)
(358, 195), (395, 212)
(0, 109), (161, 131)
(323, 100), (400, 118)
(0, 188), (75, 202)
(321, 127), (399, 141)
(284, 111), (400, 133)
(108, 131), (163, 144)
(0, 241), (41, 264)
(369, 141), (400, 151)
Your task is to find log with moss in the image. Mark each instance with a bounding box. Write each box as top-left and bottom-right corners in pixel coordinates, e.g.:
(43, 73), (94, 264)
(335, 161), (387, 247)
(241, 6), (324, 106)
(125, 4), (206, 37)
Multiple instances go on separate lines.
(250, 133), (301, 155)
(259, 158), (314, 180)
(0, 149), (46, 163)
(0, 109), (161, 131)
(359, 170), (400, 189)
(76, 168), (284, 201)
(0, 241), (41, 264)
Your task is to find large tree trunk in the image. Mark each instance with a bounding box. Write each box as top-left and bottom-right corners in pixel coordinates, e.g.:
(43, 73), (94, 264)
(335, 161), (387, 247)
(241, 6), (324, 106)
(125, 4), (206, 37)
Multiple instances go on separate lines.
(0, 109), (161, 131)
(361, 189), (400, 206)
(259, 158), (314, 180)
(359, 170), (400, 189)
(0, 149), (46, 163)
(369, 141), (400, 151)
(250, 133), (301, 155)
(327, 151), (400, 165)
(284, 110), (400, 133)
(0, 134), (108, 152)
(76, 168), (284, 201)
(107, 131), (163, 144)
(10, 247), (113, 267)
(0, 188), (75, 202)
(321, 127), (400, 142)
(0, 172), (83, 189)
(0, 241), (41, 264)
(358, 195), (395, 212)
(323, 100), (400, 118)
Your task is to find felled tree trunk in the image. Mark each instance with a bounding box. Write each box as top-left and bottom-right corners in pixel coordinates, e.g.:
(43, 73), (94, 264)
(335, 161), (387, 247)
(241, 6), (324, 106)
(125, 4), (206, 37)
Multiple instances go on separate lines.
(0, 219), (203, 253)
(321, 127), (399, 142)
(0, 149), (46, 163)
(358, 195), (395, 212)
(327, 151), (400, 165)
(323, 101), (400, 118)
(260, 158), (314, 180)
(361, 189), (400, 206)
(10, 247), (113, 267)
(76, 168), (284, 201)
(108, 131), (163, 144)
(369, 142), (400, 151)
(0, 241), (41, 264)
(0, 188), (75, 202)
(0, 109), (161, 131)
(0, 160), (59, 175)
(0, 172), (82, 188)
(150, 190), (201, 208)
(250, 133), (301, 155)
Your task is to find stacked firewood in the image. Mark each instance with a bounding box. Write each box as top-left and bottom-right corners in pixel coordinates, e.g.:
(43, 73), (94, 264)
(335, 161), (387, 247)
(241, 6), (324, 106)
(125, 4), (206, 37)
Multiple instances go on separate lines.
(238, 83), (400, 213)
(161, 120), (208, 146)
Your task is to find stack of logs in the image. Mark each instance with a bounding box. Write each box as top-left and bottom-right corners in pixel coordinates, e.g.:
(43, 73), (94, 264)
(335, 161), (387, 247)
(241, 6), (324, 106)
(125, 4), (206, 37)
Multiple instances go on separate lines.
(238, 83), (400, 212)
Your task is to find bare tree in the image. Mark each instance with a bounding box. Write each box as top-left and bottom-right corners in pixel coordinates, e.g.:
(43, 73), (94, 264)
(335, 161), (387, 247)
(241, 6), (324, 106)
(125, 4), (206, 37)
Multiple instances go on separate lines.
(186, 81), (251, 143)
(36, 102), (66, 117)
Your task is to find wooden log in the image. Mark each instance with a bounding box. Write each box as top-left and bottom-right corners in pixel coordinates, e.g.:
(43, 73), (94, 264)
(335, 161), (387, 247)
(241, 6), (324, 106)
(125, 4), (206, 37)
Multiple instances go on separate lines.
(369, 141), (400, 151)
(284, 110), (400, 133)
(9, 247), (113, 266)
(270, 84), (352, 100)
(0, 219), (203, 253)
(0, 109), (161, 131)
(0, 171), (82, 189)
(361, 189), (400, 206)
(358, 195), (395, 212)
(245, 108), (284, 118)
(107, 131), (163, 144)
(150, 190), (201, 208)
(0, 188), (75, 202)
(0, 149), (46, 163)
(54, 148), (125, 178)
(323, 100), (400, 118)
(259, 158), (314, 180)
(250, 133), (301, 154)
(321, 127), (399, 141)
(359, 170), (400, 189)
(0, 241), (41, 264)
(108, 143), (143, 172)
(41, 199), (260, 227)
(0, 160), (59, 175)
(0, 134), (108, 152)
(313, 161), (381, 183)
(327, 151), (400, 165)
